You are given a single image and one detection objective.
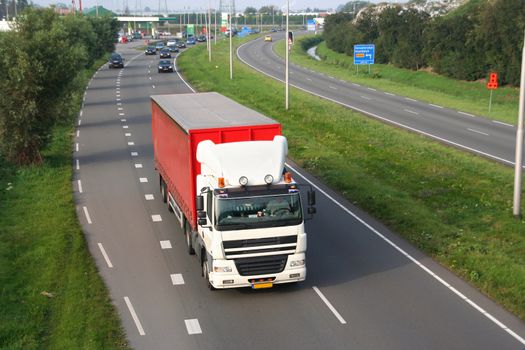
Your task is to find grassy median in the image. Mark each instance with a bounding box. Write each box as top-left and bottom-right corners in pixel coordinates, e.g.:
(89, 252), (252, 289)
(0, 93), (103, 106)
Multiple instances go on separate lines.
(178, 37), (525, 321)
(0, 60), (129, 349)
(273, 35), (520, 125)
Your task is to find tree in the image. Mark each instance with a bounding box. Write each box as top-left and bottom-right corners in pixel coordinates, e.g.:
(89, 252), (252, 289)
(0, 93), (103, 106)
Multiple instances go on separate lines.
(0, 8), (119, 165)
(244, 6), (256, 15)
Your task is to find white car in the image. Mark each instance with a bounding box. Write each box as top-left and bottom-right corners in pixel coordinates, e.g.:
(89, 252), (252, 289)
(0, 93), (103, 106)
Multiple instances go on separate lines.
(166, 40), (177, 47)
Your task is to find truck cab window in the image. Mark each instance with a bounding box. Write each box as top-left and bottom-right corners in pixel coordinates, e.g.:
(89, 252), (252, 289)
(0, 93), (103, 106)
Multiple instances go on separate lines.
(214, 193), (303, 231)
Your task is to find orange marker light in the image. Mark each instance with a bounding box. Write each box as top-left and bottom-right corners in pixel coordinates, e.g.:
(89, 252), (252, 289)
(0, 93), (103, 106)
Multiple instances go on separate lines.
(218, 177), (225, 188)
(284, 172), (292, 183)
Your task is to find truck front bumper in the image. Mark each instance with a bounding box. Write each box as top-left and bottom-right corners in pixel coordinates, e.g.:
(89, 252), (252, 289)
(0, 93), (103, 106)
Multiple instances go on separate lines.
(208, 253), (306, 289)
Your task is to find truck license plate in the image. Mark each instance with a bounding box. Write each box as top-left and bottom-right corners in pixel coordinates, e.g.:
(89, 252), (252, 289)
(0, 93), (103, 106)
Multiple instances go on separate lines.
(252, 282), (273, 289)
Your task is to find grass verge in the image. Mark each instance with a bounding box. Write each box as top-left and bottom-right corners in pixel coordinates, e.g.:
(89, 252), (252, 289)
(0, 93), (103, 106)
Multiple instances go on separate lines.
(273, 35), (519, 125)
(178, 38), (525, 321)
(0, 59), (129, 349)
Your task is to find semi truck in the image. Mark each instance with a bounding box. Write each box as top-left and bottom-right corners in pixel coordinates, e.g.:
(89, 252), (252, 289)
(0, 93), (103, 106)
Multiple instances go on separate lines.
(151, 92), (316, 289)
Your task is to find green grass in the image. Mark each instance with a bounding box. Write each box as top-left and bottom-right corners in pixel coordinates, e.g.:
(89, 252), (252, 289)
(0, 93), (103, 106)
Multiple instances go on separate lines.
(273, 35), (520, 125)
(0, 59), (129, 349)
(178, 38), (525, 321)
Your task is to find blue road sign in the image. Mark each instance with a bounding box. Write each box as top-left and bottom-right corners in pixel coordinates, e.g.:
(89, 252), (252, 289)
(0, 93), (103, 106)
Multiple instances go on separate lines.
(354, 44), (375, 65)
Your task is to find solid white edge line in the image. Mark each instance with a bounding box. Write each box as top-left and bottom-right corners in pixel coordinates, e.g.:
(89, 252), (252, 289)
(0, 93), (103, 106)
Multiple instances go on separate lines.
(174, 54), (196, 93)
(493, 120), (514, 128)
(312, 286), (347, 324)
(285, 161), (525, 345)
(236, 42), (517, 167)
(77, 180), (83, 193)
(124, 297), (146, 336)
(97, 243), (113, 268)
(82, 206), (92, 224)
(458, 111), (475, 117)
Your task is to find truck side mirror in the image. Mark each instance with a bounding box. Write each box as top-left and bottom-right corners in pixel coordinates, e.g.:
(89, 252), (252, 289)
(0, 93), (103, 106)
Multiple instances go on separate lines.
(197, 211), (206, 219)
(196, 195), (204, 211)
(198, 218), (207, 226)
(307, 190), (316, 206)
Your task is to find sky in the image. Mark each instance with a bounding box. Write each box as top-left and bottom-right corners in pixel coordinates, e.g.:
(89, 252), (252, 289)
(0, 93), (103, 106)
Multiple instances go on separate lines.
(32, 0), (395, 13)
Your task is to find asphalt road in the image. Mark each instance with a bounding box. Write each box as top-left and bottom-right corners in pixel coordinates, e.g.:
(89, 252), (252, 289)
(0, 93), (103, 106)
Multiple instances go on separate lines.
(237, 32), (522, 167)
(73, 40), (525, 349)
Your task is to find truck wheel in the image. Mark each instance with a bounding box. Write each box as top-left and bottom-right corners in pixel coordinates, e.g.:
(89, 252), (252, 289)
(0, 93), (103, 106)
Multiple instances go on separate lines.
(159, 176), (167, 203)
(202, 256), (216, 291)
(184, 221), (195, 255)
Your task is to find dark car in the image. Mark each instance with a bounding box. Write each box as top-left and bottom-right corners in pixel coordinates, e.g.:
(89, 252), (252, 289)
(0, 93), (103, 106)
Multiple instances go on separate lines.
(145, 46), (156, 55)
(158, 59), (173, 73)
(197, 35), (206, 42)
(159, 48), (171, 58)
(176, 40), (186, 49)
(186, 36), (196, 45)
(108, 53), (124, 68)
(168, 45), (179, 53)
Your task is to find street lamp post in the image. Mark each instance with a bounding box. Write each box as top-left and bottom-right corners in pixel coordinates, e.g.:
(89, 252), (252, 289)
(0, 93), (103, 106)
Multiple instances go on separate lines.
(513, 29), (525, 217)
(229, 0), (233, 80)
(285, 0), (289, 110)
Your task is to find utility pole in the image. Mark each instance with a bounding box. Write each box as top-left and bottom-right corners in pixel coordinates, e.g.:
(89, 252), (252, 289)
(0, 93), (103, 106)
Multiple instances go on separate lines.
(513, 29), (525, 217)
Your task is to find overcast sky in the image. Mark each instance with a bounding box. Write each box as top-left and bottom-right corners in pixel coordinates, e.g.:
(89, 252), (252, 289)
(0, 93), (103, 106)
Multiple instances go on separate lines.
(32, 0), (397, 13)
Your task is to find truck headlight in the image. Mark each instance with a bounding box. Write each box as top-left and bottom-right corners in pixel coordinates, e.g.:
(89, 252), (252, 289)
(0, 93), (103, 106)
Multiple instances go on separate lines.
(213, 266), (232, 273)
(290, 259), (305, 267)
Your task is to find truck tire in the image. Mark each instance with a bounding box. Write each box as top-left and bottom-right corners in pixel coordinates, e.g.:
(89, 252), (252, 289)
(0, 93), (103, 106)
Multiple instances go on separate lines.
(202, 256), (216, 291)
(159, 176), (167, 203)
(185, 221), (195, 255)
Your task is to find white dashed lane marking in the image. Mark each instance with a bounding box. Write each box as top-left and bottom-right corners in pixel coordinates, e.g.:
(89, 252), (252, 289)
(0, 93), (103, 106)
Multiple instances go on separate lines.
(135, 163), (143, 168)
(468, 128), (489, 136)
(128, 142), (135, 146)
(139, 177), (148, 183)
(97, 243), (113, 268)
(151, 214), (162, 222)
(185, 319), (202, 335)
(171, 274), (185, 285)
(145, 194), (154, 200)
(160, 240), (172, 249)
(124, 297), (146, 336)
(82, 206), (92, 224)
(131, 152), (138, 156)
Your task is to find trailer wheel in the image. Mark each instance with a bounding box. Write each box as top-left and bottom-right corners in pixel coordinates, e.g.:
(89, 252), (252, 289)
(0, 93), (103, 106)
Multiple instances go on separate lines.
(202, 256), (216, 291)
(184, 221), (195, 255)
(159, 176), (167, 203)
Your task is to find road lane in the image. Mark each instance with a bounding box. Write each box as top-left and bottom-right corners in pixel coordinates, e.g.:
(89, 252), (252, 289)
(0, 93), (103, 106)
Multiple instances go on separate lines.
(237, 35), (521, 166)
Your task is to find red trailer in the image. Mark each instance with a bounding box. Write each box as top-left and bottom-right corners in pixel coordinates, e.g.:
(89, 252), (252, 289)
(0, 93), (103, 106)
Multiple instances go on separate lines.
(151, 92), (281, 230)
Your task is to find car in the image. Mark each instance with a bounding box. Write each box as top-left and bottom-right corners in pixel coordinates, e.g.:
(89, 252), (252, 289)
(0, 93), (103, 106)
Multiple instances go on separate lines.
(145, 46), (156, 55)
(197, 35), (206, 42)
(159, 48), (171, 58)
(166, 39), (177, 47)
(168, 46), (179, 53)
(108, 53), (124, 68)
(186, 36), (196, 45)
(176, 40), (186, 49)
(155, 41), (165, 51)
(264, 35), (272, 42)
(158, 59), (173, 73)
(133, 31), (143, 39)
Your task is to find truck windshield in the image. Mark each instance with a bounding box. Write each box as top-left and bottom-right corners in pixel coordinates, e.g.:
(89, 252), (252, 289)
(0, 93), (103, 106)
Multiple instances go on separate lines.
(215, 193), (303, 231)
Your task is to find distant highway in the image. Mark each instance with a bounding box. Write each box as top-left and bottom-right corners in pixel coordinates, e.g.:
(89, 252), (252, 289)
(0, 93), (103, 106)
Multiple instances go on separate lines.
(73, 41), (525, 349)
(237, 32), (522, 167)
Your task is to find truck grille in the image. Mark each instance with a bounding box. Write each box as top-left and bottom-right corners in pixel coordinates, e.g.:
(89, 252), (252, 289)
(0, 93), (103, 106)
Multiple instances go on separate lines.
(234, 255), (288, 276)
(223, 235), (297, 259)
